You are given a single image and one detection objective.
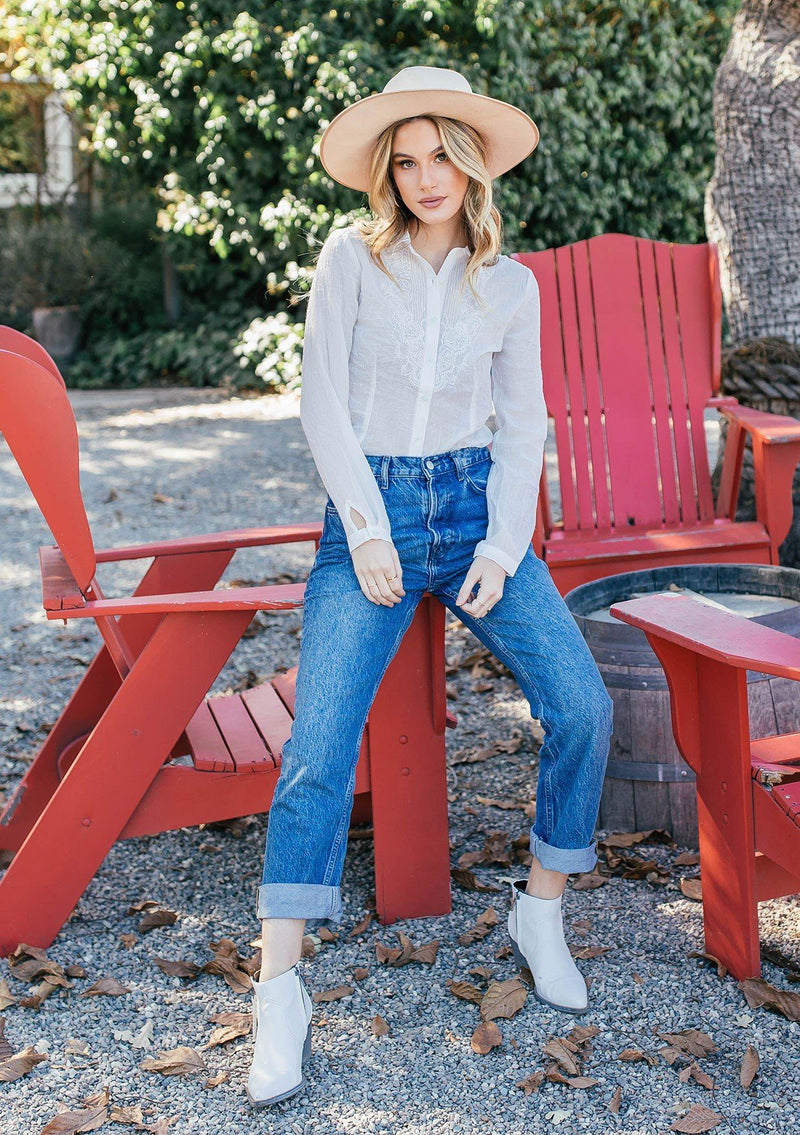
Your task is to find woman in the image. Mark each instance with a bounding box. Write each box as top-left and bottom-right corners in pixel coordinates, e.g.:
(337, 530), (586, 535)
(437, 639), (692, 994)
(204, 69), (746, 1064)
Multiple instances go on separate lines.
(247, 65), (613, 1108)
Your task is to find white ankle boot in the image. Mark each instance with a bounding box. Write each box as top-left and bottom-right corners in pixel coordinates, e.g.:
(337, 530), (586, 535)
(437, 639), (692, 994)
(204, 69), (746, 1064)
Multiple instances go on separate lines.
(507, 879), (589, 1014)
(246, 964), (313, 1106)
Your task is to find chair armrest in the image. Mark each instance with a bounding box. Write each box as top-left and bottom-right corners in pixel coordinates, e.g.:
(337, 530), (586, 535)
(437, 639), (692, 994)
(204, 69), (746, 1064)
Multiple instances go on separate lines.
(610, 594), (800, 680)
(716, 402), (800, 444)
(94, 523), (323, 563)
(45, 582), (306, 620)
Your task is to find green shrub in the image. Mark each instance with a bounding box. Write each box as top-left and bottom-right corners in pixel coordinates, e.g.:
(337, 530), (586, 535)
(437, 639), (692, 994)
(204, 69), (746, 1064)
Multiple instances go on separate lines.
(5, 0), (739, 387)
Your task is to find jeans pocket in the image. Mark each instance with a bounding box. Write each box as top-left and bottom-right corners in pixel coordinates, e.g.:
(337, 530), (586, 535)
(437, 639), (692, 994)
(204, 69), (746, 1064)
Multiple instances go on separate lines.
(463, 461), (491, 494)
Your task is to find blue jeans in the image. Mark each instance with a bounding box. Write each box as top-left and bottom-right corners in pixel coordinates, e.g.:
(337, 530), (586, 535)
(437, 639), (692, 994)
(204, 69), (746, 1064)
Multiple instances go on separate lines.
(257, 445), (613, 928)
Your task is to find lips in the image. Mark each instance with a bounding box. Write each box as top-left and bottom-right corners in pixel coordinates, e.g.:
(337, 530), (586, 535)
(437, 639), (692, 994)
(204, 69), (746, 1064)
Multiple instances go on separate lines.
(420, 196), (445, 205)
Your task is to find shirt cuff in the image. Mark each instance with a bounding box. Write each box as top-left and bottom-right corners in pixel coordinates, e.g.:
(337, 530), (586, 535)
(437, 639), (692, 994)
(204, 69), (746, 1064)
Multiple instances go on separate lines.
(346, 525), (393, 553)
(472, 540), (521, 577)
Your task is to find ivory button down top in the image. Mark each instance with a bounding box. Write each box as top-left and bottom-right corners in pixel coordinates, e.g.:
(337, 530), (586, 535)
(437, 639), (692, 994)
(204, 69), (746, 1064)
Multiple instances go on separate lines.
(298, 223), (547, 576)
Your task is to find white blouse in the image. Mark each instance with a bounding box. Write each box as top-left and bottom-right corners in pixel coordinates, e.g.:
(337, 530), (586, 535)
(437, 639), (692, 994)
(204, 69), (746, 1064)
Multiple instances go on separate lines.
(298, 223), (547, 576)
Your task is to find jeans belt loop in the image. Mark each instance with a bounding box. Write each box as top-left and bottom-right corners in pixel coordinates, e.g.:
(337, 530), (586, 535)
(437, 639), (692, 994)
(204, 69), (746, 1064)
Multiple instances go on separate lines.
(454, 448), (466, 482)
(380, 454), (390, 489)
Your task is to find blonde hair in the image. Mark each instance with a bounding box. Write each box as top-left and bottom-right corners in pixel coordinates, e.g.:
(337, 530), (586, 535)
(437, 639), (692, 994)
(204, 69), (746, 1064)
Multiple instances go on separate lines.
(313, 114), (503, 310)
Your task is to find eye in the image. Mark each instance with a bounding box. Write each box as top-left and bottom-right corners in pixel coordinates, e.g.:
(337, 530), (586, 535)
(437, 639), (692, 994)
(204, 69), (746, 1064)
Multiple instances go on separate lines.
(396, 151), (447, 169)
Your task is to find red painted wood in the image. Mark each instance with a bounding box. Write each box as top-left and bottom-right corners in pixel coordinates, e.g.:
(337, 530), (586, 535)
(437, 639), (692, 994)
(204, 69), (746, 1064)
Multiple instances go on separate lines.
(0, 331), (455, 948)
(0, 328), (65, 387)
(240, 683), (289, 769)
(0, 352), (95, 591)
(368, 595), (452, 923)
(208, 694), (271, 772)
(610, 593), (800, 979)
(512, 234), (800, 593)
(119, 765), (282, 839)
(0, 610), (253, 954)
(184, 701), (235, 773)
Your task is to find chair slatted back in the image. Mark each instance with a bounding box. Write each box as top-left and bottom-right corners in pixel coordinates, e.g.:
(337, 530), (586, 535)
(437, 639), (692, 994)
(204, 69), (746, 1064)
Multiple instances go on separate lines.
(0, 349), (96, 591)
(513, 234), (722, 534)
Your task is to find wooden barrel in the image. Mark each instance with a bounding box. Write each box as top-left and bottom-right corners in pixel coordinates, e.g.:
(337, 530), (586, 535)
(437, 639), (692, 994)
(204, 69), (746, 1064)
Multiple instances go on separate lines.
(565, 563), (800, 846)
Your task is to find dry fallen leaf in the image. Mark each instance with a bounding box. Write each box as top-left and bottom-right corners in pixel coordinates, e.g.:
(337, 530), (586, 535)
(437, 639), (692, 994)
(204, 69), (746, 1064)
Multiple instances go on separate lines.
(140, 1046), (207, 1076)
(450, 867), (502, 893)
(571, 870), (609, 891)
(153, 957), (200, 979)
(516, 1068), (544, 1095)
(311, 985), (354, 1004)
(0, 980), (16, 1011)
(348, 913), (374, 937)
(0, 1043), (48, 1082)
(544, 1037), (582, 1077)
(607, 1085), (622, 1112)
(680, 877), (703, 902)
(77, 977), (131, 998)
(668, 1102), (724, 1132)
(371, 1014), (390, 1037)
(204, 1071), (229, 1089)
(738, 977), (800, 1022)
(375, 932), (439, 966)
(740, 1043), (759, 1088)
(471, 1020), (502, 1054)
(109, 1103), (145, 1123)
(38, 1086), (110, 1134)
(446, 980), (484, 1005)
(687, 951), (728, 979)
(657, 1029), (716, 1060)
(458, 907), (499, 946)
(480, 979), (528, 1022)
(138, 909), (178, 934)
(618, 1048), (657, 1066)
(678, 1061), (715, 1089)
(205, 1011), (252, 1048)
(352, 967), (370, 981)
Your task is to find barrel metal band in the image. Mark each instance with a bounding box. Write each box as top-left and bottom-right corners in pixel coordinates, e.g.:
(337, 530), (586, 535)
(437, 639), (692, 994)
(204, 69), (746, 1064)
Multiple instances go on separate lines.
(605, 758), (696, 783)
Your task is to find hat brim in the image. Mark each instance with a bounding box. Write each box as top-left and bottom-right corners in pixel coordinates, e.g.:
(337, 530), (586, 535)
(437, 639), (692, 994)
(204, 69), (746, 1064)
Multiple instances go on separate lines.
(318, 88), (539, 192)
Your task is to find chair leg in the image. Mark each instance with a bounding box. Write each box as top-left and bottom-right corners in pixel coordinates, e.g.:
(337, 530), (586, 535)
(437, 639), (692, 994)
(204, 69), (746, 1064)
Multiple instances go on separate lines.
(694, 656), (761, 980)
(0, 550), (234, 853)
(0, 609), (252, 955)
(368, 596), (452, 924)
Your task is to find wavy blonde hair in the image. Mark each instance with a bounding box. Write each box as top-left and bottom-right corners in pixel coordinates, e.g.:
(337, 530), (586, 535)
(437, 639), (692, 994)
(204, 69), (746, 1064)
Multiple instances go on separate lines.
(310, 114), (503, 310)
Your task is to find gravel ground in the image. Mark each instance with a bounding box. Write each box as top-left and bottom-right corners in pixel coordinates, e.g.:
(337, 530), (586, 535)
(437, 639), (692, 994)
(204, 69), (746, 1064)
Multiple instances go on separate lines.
(1, 389), (798, 1135)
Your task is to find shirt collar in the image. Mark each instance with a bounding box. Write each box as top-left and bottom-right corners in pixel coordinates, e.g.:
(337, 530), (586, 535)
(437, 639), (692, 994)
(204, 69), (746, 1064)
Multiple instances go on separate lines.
(397, 229), (469, 252)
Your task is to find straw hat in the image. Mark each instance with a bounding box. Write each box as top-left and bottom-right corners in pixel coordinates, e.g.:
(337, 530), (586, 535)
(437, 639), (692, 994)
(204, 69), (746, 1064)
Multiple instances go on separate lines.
(318, 65), (539, 192)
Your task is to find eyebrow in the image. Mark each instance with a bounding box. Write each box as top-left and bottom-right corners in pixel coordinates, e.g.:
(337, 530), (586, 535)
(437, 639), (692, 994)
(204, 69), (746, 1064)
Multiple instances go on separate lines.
(391, 145), (445, 159)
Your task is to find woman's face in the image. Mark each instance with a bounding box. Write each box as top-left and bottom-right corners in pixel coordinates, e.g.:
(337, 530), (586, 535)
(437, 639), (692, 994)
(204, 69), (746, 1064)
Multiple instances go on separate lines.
(390, 118), (469, 236)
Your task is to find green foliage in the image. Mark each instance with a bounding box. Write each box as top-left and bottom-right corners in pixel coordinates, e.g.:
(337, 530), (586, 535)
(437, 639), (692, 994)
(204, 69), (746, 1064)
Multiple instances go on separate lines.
(66, 300), (305, 391)
(4, 0), (739, 387)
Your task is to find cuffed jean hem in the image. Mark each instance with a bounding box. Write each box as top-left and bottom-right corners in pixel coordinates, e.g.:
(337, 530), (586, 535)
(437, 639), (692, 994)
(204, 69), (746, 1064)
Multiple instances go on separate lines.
(530, 832), (598, 875)
(257, 883), (342, 930)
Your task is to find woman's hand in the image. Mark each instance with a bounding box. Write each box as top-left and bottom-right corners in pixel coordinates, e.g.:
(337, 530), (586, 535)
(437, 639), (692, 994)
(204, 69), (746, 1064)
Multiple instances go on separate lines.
(351, 538), (406, 606)
(456, 556), (507, 617)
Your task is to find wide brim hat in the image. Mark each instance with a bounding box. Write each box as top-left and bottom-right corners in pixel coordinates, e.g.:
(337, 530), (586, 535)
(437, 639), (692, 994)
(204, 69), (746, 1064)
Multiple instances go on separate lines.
(319, 65), (539, 192)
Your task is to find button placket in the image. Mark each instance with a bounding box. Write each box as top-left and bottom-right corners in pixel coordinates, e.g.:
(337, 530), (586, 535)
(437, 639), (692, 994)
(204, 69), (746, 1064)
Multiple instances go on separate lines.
(408, 270), (441, 452)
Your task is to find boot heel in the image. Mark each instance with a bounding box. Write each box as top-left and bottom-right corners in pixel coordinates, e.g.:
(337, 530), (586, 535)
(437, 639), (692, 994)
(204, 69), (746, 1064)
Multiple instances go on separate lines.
(510, 937), (528, 972)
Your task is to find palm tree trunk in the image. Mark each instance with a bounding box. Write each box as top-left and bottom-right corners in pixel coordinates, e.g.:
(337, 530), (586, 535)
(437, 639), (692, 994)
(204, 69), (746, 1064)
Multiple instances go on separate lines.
(706, 1), (800, 565)
(705, 0), (800, 344)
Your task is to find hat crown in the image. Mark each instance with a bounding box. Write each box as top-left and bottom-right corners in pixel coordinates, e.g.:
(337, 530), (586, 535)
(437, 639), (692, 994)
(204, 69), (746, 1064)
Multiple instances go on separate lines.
(382, 66), (473, 97)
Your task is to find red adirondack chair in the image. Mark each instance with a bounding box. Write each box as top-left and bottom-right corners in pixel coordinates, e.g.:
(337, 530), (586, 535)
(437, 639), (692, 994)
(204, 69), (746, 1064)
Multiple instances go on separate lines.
(0, 343), (455, 955)
(512, 234), (800, 594)
(610, 592), (800, 980)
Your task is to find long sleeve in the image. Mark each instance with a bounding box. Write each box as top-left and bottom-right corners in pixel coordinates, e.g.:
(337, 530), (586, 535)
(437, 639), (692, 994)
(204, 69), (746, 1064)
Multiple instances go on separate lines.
(299, 228), (393, 553)
(473, 270), (548, 577)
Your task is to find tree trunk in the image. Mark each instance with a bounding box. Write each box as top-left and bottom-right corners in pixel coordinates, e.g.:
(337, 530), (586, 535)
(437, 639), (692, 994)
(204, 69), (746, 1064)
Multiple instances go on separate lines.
(705, 0), (800, 345)
(706, 2), (800, 566)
